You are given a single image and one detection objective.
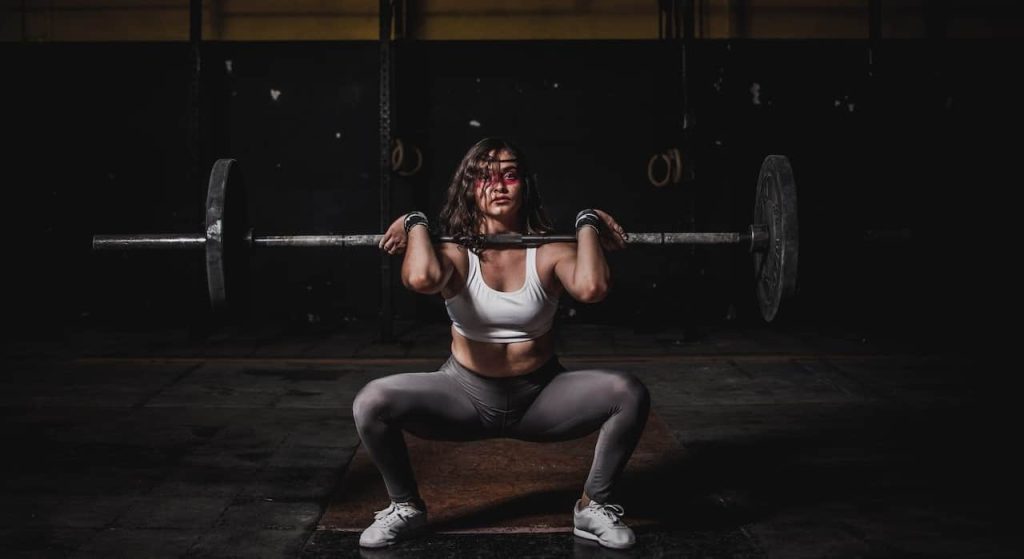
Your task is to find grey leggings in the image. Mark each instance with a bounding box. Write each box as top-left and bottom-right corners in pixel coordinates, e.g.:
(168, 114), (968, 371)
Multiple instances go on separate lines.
(352, 355), (651, 505)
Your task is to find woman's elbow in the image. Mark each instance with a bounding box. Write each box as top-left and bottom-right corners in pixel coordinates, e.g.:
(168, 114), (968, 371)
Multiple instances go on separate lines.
(574, 282), (609, 303)
(403, 272), (442, 294)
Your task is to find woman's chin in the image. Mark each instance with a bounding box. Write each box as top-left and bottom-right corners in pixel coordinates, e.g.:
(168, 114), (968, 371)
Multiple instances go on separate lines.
(483, 205), (517, 216)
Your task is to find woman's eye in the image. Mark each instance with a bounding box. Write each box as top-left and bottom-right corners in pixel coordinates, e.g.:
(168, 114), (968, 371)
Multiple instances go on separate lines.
(504, 173), (519, 181)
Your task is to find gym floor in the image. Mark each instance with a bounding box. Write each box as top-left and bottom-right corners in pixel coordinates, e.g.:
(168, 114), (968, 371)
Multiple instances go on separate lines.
(1, 321), (1014, 558)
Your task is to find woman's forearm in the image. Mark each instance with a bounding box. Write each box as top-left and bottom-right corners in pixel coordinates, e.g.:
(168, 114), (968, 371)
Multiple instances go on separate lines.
(401, 225), (446, 293)
(572, 227), (611, 302)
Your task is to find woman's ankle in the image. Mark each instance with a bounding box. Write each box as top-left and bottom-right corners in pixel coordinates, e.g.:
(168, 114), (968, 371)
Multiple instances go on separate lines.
(396, 497), (427, 511)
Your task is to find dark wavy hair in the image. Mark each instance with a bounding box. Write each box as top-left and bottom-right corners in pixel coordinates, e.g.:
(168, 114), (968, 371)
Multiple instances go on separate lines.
(439, 138), (553, 250)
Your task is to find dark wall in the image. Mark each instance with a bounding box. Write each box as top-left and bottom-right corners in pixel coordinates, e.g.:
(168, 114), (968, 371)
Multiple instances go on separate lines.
(3, 40), (1016, 347)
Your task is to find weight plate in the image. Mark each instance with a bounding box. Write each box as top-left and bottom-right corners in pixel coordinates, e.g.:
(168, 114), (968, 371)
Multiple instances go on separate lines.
(205, 159), (249, 311)
(752, 155), (799, 322)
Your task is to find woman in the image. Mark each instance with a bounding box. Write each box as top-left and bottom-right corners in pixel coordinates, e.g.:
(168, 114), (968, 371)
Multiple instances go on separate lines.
(353, 138), (651, 550)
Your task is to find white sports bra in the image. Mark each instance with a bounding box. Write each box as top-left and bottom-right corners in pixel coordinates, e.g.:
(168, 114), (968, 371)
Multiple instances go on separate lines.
(445, 247), (558, 343)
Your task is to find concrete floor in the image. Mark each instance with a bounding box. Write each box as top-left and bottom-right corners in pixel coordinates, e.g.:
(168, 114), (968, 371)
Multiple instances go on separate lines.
(1, 321), (1017, 558)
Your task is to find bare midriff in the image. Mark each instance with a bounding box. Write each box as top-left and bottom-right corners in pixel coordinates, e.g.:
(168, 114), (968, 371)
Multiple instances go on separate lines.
(450, 326), (555, 378)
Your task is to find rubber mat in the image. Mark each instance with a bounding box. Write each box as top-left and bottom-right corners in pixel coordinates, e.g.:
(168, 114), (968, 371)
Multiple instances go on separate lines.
(321, 409), (687, 533)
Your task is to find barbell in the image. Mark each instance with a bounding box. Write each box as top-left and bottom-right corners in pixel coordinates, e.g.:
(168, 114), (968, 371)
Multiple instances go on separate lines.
(92, 155), (799, 321)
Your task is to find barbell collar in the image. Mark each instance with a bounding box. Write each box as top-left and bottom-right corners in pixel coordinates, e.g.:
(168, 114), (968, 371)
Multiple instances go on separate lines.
(749, 224), (770, 251)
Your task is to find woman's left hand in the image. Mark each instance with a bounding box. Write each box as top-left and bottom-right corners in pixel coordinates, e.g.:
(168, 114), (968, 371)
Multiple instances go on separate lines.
(379, 214), (409, 255)
(594, 209), (628, 251)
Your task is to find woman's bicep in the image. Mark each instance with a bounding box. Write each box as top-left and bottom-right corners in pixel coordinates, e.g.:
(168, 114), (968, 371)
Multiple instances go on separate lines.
(431, 244), (460, 295)
(402, 241), (455, 294)
(551, 245), (585, 300)
(552, 242), (610, 303)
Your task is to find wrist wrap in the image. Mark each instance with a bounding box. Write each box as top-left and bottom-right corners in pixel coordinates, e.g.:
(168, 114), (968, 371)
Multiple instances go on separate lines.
(575, 209), (601, 233)
(403, 211), (428, 234)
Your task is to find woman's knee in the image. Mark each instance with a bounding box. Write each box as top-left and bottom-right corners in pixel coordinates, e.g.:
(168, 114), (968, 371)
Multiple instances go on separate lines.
(352, 379), (394, 425)
(607, 371), (650, 409)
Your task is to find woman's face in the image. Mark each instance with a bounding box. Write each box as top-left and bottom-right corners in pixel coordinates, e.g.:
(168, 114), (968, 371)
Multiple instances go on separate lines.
(473, 149), (523, 223)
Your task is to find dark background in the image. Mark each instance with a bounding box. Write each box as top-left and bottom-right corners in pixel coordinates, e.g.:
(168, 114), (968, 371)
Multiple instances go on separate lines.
(2, 39), (1017, 349)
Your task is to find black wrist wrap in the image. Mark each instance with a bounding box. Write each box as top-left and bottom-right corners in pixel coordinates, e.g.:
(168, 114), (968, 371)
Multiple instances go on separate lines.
(403, 211), (428, 234)
(575, 209), (601, 232)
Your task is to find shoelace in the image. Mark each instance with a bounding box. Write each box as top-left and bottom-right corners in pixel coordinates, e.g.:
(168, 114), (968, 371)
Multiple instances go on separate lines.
(372, 502), (418, 528)
(588, 503), (625, 524)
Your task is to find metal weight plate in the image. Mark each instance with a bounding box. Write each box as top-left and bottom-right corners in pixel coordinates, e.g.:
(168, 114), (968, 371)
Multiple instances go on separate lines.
(205, 159), (249, 310)
(752, 155), (799, 322)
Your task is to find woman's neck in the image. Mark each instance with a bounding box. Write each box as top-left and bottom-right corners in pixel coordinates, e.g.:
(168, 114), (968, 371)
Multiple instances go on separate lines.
(479, 215), (520, 235)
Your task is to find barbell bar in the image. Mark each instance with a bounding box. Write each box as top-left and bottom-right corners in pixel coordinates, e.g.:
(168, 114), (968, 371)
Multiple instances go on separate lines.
(93, 231), (768, 249)
(92, 155), (799, 321)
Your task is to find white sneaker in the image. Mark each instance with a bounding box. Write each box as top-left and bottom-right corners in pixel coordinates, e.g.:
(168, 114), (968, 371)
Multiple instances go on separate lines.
(572, 499), (636, 549)
(358, 500), (428, 548)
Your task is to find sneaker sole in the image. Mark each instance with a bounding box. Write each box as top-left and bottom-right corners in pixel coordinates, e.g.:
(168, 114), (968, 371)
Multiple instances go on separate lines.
(572, 527), (634, 550)
(359, 523), (427, 548)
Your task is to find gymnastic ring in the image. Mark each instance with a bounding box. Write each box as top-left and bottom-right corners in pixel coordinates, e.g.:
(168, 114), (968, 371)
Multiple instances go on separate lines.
(647, 152), (672, 188)
(668, 148), (683, 184)
(391, 138), (404, 172)
(397, 144), (423, 177)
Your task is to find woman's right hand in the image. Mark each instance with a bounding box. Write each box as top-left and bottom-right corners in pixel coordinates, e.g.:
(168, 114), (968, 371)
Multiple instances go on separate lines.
(379, 214), (408, 255)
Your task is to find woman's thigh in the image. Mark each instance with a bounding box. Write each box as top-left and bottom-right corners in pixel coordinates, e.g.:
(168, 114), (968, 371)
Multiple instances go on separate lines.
(510, 368), (647, 442)
(352, 370), (489, 441)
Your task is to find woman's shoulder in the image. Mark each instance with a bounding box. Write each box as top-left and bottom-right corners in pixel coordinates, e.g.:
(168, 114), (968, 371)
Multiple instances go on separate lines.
(536, 241), (576, 266)
(439, 242), (469, 264)
(441, 244), (475, 280)
(438, 242), (470, 299)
